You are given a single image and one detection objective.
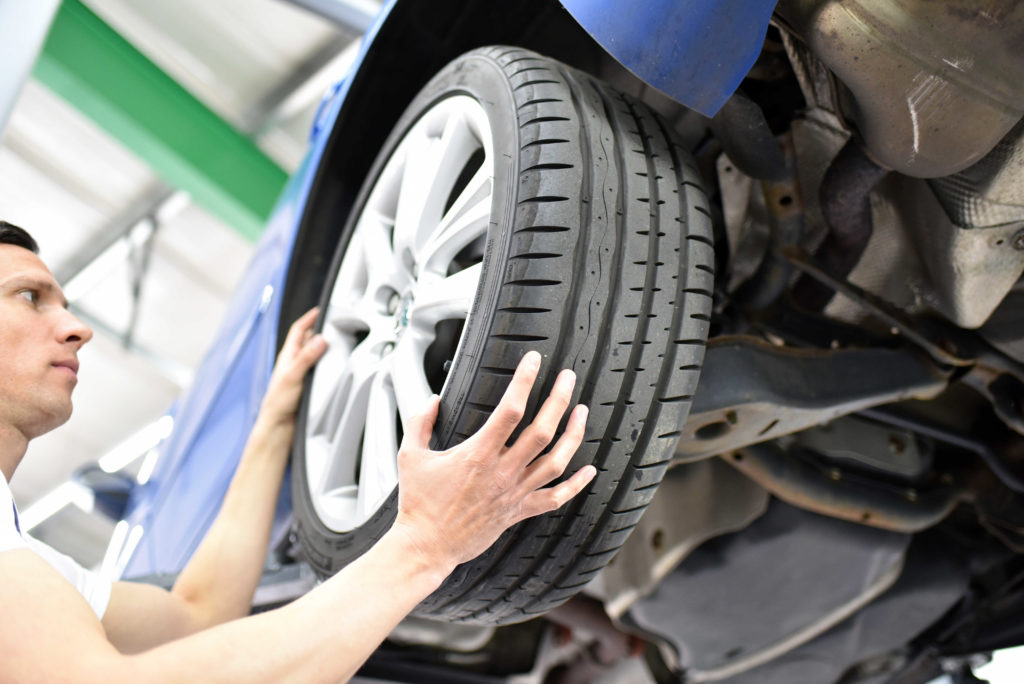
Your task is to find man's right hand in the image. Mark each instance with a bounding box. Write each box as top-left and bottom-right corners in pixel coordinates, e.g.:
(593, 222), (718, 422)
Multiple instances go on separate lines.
(388, 351), (596, 575)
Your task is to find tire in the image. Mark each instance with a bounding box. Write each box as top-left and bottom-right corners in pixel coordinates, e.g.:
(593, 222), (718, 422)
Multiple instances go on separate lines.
(291, 46), (713, 625)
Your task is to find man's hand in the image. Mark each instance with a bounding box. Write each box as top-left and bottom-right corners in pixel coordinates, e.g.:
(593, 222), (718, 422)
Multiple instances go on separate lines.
(259, 307), (327, 427)
(390, 351), (596, 573)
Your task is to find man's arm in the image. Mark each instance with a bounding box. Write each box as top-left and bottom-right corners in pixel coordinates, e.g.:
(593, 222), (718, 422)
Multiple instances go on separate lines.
(0, 348), (592, 683)
(103, 308), (329, 652)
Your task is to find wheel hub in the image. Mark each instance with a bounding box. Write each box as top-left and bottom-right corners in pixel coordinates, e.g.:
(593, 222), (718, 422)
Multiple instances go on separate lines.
(392, 289), (415, 339)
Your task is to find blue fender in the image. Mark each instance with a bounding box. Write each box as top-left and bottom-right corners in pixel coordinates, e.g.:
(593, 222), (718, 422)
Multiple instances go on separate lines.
(560, 0), (778, 116)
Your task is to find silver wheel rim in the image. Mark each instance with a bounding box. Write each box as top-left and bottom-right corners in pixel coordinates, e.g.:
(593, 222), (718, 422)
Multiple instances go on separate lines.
(305, 95), (494, 532)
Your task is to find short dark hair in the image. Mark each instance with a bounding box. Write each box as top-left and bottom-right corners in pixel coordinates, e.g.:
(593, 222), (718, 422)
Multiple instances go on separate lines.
(0, 221), (39, 254)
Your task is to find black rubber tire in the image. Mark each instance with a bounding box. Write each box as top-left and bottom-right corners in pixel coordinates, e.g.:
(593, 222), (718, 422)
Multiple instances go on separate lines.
(291, 46), (714, 625)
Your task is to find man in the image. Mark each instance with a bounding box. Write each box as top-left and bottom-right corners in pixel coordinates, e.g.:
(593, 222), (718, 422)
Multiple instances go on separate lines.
(0, 221), (595, 681)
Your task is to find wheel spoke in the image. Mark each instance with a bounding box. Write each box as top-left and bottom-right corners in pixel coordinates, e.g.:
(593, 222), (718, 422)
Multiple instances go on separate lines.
(330, 232), (369, 305)
(323, 299), (376, 338)
(390, 333), (435, 431)
(393, 112), (484, 263)
(356, 372), (399, 519)
(355, 208), (412, 293)
(318, 350), (384, 494)
(308, 339), (378, 448)
(356, 207), (396, 265)
(391, 129), (435, 263)
(418, 167), (492, 276)
(410, 263), (482, 330)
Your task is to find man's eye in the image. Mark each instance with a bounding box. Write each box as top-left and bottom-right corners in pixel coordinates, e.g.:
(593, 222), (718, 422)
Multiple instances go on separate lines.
(17, 290), (38, 304)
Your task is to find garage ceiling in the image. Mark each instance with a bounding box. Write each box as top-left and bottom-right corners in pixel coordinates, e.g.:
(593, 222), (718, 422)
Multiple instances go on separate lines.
(0, 0), (377, 566)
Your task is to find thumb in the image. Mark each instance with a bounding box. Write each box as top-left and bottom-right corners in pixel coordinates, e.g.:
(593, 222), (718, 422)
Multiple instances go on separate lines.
(406, 395), (440, 450)
(298, 333), (328, 367)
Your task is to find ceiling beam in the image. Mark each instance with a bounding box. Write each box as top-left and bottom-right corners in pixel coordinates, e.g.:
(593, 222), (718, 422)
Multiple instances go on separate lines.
(33, 0), (288, 242)
(0, 0), (60, 137)
(277, 0), (380, 34)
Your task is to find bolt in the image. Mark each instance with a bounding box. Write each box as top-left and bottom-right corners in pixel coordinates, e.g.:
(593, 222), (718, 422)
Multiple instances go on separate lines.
(828, 468), (842, 481)
(1013, 229), (1024, 251)
(888, 436), (906, 454)
(905, 489), (919, 503)
(382, 342), (395, 356)
(386, 293), (401, 315)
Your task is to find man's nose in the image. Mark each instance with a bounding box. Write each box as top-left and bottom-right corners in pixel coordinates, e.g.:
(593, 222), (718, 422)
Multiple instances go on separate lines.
(58, 308), (93, 347)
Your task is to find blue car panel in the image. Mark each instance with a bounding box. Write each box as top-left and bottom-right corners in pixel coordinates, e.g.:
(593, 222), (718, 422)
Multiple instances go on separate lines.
(121, 79), (365, 576)
(560, 0), (777, 116)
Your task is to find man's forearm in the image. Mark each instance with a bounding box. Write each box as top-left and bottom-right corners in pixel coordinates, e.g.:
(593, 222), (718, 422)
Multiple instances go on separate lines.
(126, 529), (448, 684)
(170, 414), (294, 628)
(169, 310), (326, 630)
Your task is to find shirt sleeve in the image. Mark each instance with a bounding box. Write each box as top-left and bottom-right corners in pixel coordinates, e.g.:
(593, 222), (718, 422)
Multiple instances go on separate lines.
(25, 534), (112, 619)
(0, 478), (28, 553)
(1, 476), (111, 619)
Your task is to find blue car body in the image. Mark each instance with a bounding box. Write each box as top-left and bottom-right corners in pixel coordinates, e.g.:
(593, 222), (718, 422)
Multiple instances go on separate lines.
(121, 0), (777, 577)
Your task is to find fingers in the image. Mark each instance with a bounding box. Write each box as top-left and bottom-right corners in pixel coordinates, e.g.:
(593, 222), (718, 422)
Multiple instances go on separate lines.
(519, 404), (588, 491)
(507, 369), (576, 466)
(283, 307), (320, 354)
(295, 332), (327, 371)
(518, 464), (597, 521)
(274, 308), (327, 384)
(403, 394), (440, 451)
(475, 351), (542, 451)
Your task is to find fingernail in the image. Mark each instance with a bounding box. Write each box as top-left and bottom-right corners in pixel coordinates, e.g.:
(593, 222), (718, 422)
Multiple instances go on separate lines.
(557, 369), (576, 391)
(577, 404), (589, 421)
(524, 351), (541, 370)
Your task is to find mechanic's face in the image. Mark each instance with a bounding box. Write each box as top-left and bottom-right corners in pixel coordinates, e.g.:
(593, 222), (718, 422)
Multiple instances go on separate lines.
(0, 244), (92, 440)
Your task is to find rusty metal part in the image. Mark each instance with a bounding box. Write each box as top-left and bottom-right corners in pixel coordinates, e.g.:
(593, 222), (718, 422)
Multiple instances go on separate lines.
(726, 444), (961, 533)
(963, 369), (1024, 437)
(861, 406), (1024, 495)
(776, 0), (1024, 178)
(792, 139), (888, 311)
(676, 336), (949, 462)
(738, 134), (807, 310)
(793, 415), (928, 479)
(781, 245), (1024, 391)
(780, 245), (974, 368)
(716, 152), (773, 293)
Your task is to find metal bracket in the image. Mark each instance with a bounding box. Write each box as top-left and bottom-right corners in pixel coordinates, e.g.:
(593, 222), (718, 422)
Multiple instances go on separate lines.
(676, 336), (949, 462)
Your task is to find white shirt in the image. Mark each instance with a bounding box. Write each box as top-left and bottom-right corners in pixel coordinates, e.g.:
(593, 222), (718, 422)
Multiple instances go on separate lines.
(0, 476), (111, 618)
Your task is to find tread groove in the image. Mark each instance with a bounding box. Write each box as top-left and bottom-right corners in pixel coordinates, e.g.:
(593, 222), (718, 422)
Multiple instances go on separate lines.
(520, 116), (572, 127)
(514, 79), (562, 91)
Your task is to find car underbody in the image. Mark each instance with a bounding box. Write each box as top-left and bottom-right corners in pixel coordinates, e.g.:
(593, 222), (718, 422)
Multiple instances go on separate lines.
(262, 1), (1024, 681)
